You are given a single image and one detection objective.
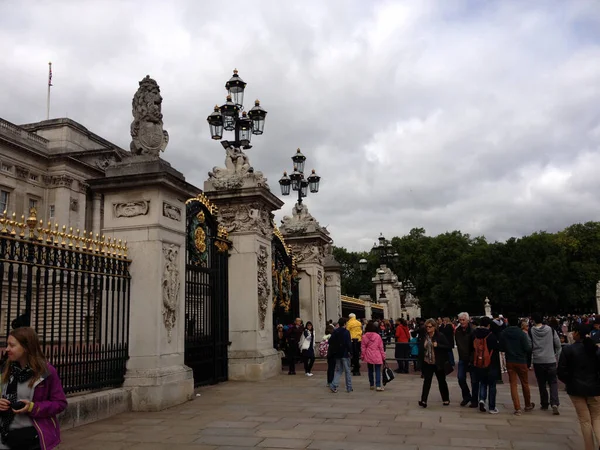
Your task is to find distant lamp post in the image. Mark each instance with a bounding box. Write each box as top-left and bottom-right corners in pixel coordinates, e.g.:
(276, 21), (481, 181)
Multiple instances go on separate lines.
(372, 233), (399, 266)
(279, 148), (321, 204)
(377, 268), (387, 302)
(206, 69), (267, 150)
(358, 258), (368, 272)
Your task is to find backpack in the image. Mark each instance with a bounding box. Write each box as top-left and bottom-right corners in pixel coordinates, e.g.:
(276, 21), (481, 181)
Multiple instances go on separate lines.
(327, 331), (340, 357)
(318, 339), (329, 358)
(473, 336), (493, 369)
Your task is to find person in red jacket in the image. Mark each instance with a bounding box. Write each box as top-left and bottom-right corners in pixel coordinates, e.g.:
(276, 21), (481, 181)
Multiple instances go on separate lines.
(395, 318), (412, 374)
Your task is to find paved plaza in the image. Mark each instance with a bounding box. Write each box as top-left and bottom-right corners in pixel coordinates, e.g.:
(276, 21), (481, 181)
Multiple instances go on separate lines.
(61, 367), (585, 450)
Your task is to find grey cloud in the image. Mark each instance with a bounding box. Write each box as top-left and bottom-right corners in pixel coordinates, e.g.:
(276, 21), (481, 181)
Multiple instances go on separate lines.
(1, 0), (600, 251)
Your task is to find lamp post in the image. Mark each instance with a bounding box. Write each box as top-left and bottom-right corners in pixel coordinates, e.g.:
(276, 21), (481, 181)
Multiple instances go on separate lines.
(206, 69), (267, 150)
(377, 268), (387, 302)
(278, 149), (321, 204)
(373, 233), (399, 267)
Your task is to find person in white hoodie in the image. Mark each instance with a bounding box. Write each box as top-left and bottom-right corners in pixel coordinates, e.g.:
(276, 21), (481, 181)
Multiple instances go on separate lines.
(530, 313), (562, 415)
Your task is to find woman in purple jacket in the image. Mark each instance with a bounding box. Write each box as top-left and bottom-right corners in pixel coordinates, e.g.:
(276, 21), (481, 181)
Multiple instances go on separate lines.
(0, 327), (67, 450)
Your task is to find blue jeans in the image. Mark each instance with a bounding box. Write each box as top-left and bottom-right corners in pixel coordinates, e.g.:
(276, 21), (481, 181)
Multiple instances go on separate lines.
(367, 363), (382, 387)
(448, 349), (456, 367)
(473, 367), (497, 410)
(331, 357), (353, 392)
(457, 360), (474, 402)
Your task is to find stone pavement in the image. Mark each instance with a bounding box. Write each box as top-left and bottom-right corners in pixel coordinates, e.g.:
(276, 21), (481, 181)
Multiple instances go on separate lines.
(61, 371), (584, 450)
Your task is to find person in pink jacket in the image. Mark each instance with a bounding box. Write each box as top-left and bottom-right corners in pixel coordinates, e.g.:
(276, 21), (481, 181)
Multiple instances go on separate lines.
(361, 321), (387, 391)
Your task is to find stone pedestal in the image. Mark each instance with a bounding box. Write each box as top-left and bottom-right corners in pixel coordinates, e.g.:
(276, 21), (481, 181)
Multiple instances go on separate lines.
(89, 157), (196, 411)
(324, 256), (342, 324)
(372, 265), (399, 320)
(484, 297), (492, 318)
(280, 203), (332, 341)
(204, 184), (283, 381)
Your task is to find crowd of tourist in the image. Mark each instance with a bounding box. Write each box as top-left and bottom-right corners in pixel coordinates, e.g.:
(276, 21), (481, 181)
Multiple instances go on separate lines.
(276, 311), (600, 450)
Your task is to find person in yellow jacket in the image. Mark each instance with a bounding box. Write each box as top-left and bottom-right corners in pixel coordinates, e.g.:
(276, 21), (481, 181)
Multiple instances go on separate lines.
(347, 313), (363, 375)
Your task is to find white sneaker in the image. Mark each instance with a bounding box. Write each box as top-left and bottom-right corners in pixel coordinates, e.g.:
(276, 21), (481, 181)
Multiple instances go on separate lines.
(488, 408), (499, 414)
(307, 373), (314, 377)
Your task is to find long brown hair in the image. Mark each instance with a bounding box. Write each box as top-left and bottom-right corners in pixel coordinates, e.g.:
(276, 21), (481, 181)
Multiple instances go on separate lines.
(3, 327), (47, 387)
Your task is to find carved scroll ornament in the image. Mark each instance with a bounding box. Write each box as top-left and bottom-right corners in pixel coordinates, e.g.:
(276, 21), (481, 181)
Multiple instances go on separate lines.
(163, 202), (181, 221)
(317, 269), (325, 325)
(218, 202), (273, 238)
(162, 244), (180, 342)
(257, 245), (271, 330)
(113, 200), (149, 218)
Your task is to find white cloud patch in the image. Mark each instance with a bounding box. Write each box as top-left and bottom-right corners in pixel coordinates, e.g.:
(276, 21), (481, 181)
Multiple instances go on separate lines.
(1, 0), (600, 251)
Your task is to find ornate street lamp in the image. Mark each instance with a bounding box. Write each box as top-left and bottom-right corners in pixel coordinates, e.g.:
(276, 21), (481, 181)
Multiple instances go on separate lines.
(206, 69), (267, 150)
(279, 148), (321, 205)
(372, 233), (399, 266)
(377, 268), (387, 302)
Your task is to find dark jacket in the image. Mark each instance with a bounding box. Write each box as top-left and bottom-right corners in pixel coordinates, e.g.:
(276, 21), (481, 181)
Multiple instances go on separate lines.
(500, 326), (532, 364)
(286, 324), (304, 345)
(329, 327), (352, 359)
(440, 323), (455, 348)
(471, 327), (500, 369)
(558, 342), (600, 397)
(455, 324), (474, 362)
(418, 330), (451, 371)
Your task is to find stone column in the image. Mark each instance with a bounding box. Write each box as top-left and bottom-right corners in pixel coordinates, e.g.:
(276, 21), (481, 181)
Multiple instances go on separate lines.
(280, 203), (332, 341)
(92, 192), (102, 236)
(204, 158), (283, 381)
(324, 256), (342, 323)
(360, 295), (373, 320)
(596, 282), (600, 315)
(372, 265), (397, 319)
(90, 158), (195, 411)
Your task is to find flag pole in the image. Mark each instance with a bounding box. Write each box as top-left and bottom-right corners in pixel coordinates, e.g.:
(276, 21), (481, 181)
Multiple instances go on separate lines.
(46, 62), (52, 120)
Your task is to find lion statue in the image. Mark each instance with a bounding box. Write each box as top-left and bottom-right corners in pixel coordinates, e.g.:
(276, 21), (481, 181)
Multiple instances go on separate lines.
(130, 75), (169, 157)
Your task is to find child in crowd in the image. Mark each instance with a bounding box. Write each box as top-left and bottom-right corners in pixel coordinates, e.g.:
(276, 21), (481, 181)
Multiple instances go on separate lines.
(409, 330), (420, 372)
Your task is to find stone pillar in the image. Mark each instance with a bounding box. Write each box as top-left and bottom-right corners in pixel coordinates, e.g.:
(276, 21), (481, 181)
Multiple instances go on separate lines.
(484, 297), (492, 318)
(92, 192), (102, 236)
(88, 75), (193, 411)
(360, 295), (373, 320)
(372, 265), (397, 319)
(204, 156), (283, 381)
(90, 158), (195, 411)
(324, 255), (342, 324)
(596, 282), (600, 315)
(280, 203), (332, 341)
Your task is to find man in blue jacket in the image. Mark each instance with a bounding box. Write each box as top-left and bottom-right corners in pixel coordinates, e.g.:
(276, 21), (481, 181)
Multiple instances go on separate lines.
(329, 317), (353, 393)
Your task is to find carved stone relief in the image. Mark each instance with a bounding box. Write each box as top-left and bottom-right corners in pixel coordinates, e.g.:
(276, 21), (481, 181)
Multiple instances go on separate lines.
(325, 274), (333, 284)
(289, 242), (326, 265)
(15, 166), (29, 179)
(162, 244), (180, 342)
(280, 202), (329, 236)
(163, 202), (181, 221)
(130, 75), (169, 158)
(43, 175), (74, 188)
(70, 198), (79, 212)
(257, 245), (271, 330)
(113, 200), (149, 218)
(207, 147), (269, 190)
(79, 181), (89, 194)
(317, 269), (325, 325)
(218, 202), (273, 238)
(96, 155), (116, 170)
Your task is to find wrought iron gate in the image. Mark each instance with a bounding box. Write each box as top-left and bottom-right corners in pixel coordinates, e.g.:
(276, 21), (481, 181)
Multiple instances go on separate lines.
(272, 228), (299, 330)
(184, 194), (230, 386)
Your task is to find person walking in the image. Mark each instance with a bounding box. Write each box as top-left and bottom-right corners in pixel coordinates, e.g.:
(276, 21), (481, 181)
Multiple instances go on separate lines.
(347, 313), (362, 376)
(472, 317), (500, 414)
(530, 313), (562, 415)
(361, 321), (387, 391)
(329, 318), (353, 393)
(558, 323), (600, 450)
(440, 317), (456, 367)
(455, 312), (476, 407)
(418, 318), (451, 408)
(321, 324), (335, 387)
(0, 327), (67, 450)
(500, 315), (534, 416)
(394, 318), (411, 374)
(299, 321), (315, 377)
(285, 318), (304, 375)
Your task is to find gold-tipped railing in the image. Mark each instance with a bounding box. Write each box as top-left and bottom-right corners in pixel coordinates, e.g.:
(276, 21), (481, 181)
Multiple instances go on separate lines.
(0, 208), (129, 259)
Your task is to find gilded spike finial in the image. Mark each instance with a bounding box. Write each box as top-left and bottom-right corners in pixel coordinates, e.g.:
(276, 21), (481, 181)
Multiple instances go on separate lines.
(75, 229), (81, 249)
(81, 230), (87, 251)
(19, 215), (26, 238)
(0, 211), (7, 234)
(123, 240), (128, 258)
(68, 227), (74, 248)
(37, 220), (44, 242)
(61, 225), (67, 246)
(9, 213), (17, 236)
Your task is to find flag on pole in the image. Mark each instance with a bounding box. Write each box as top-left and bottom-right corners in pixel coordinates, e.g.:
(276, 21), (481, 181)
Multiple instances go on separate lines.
(48, 62), (52, 87)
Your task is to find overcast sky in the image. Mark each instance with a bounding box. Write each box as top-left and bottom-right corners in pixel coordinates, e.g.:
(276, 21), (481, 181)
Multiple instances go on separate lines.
(1, 0), (600, 251)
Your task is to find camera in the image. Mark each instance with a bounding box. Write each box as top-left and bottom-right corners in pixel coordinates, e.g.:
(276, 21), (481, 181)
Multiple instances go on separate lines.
(11, 401), (26, 410)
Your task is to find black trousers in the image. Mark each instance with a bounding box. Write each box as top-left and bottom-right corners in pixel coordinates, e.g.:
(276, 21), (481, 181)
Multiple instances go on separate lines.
(395, 343), (410, 373)
(287, 344), (298, 374)
(351, 339), (361, 374)
(421, 362), (450, 403)
(303, 354), (315, 374)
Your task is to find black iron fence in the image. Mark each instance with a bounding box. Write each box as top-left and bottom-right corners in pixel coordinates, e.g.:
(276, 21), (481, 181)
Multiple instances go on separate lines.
(0, 210), (131, 394)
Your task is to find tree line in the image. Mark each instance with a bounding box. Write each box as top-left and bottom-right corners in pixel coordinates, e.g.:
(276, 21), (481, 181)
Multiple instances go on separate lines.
(333, 222), (600, 318)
